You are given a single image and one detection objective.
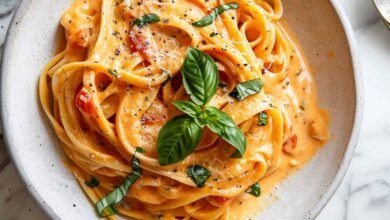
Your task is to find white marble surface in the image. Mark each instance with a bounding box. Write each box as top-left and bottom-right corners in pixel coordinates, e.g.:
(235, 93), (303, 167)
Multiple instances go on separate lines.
(0, 0), (389, 219)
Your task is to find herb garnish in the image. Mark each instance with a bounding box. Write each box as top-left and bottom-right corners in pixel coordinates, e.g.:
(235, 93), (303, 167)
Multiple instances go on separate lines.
(133, 14), (160, 28)
(258, 112), (268, 126)
(108, 69), (118, 78)
(172, 101), (202, 119)
(85, 177), (100, 188)
(187, 165), (211, 187)
(157, 47), (247, 166)
(201, 107), (246, 157)
(229, 79), (263, 101)
(246, 182), (261, 197)
(95, 147), (144, 217)
(210, 32), (218, 37)
(157, 116), (203, 166)
(192, 3), (239, 27)
(181, 47), (219, 106)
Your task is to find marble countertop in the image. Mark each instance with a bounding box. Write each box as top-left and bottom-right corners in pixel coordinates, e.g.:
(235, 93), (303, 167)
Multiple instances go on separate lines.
(0, 0), (389, 219)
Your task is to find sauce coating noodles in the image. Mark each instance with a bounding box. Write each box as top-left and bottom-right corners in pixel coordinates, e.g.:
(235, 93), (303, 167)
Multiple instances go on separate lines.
(39, 0), (329, 219)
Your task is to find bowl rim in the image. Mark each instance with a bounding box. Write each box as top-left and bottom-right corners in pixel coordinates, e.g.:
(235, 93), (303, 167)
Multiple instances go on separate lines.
(0, 0), (363, 219)
(305, 0), (364, 218)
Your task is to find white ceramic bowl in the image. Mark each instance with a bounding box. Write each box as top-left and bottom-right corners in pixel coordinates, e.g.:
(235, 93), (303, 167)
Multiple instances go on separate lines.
(0, 0), (363, 219)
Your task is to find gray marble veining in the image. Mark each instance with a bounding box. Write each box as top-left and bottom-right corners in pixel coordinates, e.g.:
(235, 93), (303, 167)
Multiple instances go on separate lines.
(0, 0), (389, 219)
(0, 0), (18, 45)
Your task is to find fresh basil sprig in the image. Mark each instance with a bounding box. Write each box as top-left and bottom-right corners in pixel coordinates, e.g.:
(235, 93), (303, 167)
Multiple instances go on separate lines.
(187, 165), (211, 187)
(157, 116), (203, 166)
(172, 101), (202, 119)
(182, 47), (219, 106)
(192, 3), (239, 27)
(258, 112), (268, 126)
(202, 107), (246, 157)
(133, 14), (160, 28)
(157, 47), (247, 166)
(246, 182), (261, 197)
(95, 147), (144, 217)
(229, 78), (263, 101)
(85, 177), (100, 188)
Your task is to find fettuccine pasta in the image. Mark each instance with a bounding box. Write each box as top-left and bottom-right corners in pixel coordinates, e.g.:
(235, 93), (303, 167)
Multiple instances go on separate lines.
(39, 0), (329, 219)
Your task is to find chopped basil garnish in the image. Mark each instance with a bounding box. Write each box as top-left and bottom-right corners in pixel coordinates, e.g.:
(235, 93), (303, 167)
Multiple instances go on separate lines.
(157, 48), (247, 165)
(95, 147), (143, 217)
(135, 147), (145, 153)
(108, 69), (118, 78)
(181, 47), (219, 106)
(85, 177), (99, 188)
(247, 182), (261, 197)
(258, 112), (268, 126)
(229, 79), (263, 101)
(192, 3), (239, 27)
(187, 165), (211, 187)
(157, 116), (203, 166)
(133, 14), (160, 28)
(210, 32), (218, 37)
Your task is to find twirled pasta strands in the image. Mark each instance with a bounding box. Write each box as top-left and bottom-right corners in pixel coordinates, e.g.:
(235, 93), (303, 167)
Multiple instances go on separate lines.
(39, 0), (329, 219)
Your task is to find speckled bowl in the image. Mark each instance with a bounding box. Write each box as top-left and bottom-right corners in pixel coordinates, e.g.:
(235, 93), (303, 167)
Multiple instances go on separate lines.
(0, 0), (363, 219)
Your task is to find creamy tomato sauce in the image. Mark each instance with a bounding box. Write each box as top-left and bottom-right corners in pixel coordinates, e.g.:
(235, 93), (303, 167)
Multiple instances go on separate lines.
(40, 0), (329, 219)
(228, 23), (329, 219)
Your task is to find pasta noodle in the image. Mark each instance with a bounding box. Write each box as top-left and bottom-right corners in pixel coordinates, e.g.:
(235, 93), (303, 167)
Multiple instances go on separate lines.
(39, 0), (329, 219)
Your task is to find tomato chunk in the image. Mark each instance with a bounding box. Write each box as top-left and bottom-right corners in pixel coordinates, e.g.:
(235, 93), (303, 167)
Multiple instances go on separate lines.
(283, 134), (298, 155)
(209, 196), (232, 206)
(75, 87), (96, 116)
(129, 34), (146, 53)
(129, 30), (151, 59)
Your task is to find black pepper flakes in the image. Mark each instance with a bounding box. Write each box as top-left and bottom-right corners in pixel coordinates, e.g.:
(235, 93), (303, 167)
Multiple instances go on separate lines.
(114, 48), (121, 55)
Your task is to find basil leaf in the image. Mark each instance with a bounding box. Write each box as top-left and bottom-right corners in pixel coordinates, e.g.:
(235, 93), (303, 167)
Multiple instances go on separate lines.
(98, 205), (117, 217)
(108, 69), (118, 78)
(192, 3), (239, 27)
(157, 115), (203, 166)
(187, 165), (211, 188)
(181, 47), (219, 106)
(95, 150), (143, 217)
(203, 107), (246, 157)
(210, 32), (218, 37)
(173, 100), (202, 118)
(229, 79), (263, 101)
(135, 147), (145, 153)
(246, 182), (261, 197)
(258, 112), (268, 126)
(133, 14), (160, 28)
(85, 177), (99, 188)
(131, 151), (142, 177)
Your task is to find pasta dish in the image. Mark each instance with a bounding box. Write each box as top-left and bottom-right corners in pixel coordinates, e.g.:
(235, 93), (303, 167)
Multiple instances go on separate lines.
(39, 0), (329, 219)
